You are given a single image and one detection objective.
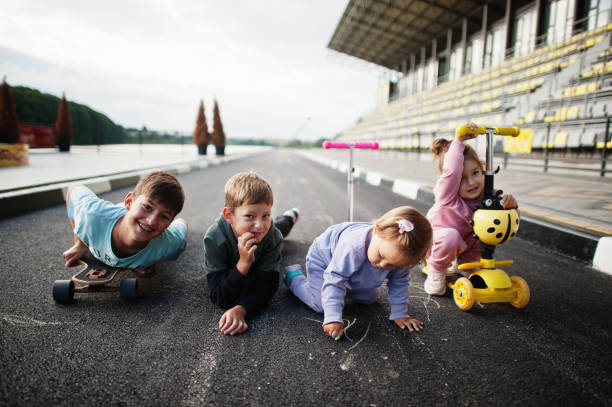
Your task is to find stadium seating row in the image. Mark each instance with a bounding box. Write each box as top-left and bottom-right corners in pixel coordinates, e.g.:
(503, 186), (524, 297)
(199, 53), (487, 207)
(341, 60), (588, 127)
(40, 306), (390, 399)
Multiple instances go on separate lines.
(370, 123), (611, 153)
(560, 81), (602, 98)
(581, 61), (612, 78)
(339, 25), (612, 155)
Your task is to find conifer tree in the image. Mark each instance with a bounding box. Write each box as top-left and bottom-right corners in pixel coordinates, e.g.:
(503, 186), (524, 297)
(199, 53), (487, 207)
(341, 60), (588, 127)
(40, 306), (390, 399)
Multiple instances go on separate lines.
(55, 93), (73, 152)
(193, 100), (209, 155)
(211, 99), (226, 156)
(0, 77), (20, 144)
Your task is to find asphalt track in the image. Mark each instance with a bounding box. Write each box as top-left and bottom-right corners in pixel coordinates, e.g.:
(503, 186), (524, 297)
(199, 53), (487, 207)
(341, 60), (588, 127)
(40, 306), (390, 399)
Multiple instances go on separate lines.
(1, 149), (611, 406)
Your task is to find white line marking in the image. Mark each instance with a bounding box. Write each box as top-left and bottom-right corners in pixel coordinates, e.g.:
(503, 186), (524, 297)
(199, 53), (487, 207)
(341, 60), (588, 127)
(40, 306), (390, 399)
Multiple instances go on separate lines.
(392, 180), (420, 200)
(181, 351), (217, 406)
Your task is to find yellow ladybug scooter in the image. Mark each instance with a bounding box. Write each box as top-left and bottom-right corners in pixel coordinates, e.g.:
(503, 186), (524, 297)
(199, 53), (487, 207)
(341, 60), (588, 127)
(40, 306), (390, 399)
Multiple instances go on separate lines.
(426, 125), (530, 311)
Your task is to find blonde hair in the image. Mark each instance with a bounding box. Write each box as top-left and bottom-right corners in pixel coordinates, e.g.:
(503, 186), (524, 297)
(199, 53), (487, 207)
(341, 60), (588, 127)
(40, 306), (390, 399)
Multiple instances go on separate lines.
(431, 138), (484, 173)
(375, 206), (432, 267)
(224, 171), (273, 210)
(133, 171), (184, 215)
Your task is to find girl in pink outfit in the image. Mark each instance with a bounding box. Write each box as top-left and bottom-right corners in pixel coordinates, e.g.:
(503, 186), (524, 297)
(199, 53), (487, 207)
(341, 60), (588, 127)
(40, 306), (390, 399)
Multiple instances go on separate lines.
(424, 123), (517, 295)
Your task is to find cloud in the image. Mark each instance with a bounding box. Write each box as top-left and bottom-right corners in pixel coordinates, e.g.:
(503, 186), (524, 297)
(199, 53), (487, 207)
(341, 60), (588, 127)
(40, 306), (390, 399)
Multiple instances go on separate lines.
(0, 0), (381, 140)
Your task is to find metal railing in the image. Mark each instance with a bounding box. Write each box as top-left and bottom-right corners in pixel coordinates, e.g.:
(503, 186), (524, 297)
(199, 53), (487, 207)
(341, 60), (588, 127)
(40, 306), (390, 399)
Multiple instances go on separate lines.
(502, 117), (611, 176)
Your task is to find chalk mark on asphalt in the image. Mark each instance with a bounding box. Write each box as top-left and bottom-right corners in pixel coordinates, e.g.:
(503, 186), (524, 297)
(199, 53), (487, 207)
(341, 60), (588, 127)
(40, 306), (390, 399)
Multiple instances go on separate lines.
(340, 353), (356, 371)
(410, 288), (441, 322)
(348, 322), (371, 351)
(412, 335), (451, 377)
(305, 317), (371, 350)
(409, 282), (442, 321)
(2, 315), (64, 326)
(341, 318), (357, 341)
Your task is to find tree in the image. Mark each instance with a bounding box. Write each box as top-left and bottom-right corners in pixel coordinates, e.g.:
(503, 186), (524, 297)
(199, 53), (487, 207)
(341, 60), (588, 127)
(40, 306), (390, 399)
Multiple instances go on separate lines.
(211, 99), (226, 156)
(55, 93), (73, 152)
(0, 77), (20, 143)
(193, 100), (209, 155)
(13, 86), (127, 145)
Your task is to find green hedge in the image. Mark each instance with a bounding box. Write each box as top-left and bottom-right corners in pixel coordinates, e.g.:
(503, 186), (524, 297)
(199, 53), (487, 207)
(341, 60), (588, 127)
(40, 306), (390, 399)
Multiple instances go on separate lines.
(12, 86), (126, 145)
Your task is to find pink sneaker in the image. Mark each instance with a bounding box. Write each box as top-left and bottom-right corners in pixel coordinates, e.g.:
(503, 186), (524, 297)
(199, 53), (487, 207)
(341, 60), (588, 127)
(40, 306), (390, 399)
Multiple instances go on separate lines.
(424, 268), (446, 295)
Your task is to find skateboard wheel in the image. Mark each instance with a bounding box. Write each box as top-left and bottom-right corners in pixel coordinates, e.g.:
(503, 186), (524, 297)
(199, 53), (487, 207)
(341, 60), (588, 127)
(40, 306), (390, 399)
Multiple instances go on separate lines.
(510, 276), (530, 308)
(120, 278), (138, 299)
(52, 280), (74, 302)
(453, 277), (475, 311)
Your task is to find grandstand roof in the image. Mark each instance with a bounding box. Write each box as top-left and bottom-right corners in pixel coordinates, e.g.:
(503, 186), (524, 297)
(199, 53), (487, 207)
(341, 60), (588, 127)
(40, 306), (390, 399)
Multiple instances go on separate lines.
(328, 0), (507, 71)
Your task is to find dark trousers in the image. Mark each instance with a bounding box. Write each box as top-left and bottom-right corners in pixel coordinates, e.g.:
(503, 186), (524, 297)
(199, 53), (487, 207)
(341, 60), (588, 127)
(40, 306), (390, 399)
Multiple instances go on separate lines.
(275, 215), (295, 238)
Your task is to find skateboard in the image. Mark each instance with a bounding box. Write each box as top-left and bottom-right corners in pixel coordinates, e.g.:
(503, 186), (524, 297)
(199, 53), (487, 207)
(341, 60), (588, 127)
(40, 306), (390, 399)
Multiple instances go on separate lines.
(52, 254), (140, 302)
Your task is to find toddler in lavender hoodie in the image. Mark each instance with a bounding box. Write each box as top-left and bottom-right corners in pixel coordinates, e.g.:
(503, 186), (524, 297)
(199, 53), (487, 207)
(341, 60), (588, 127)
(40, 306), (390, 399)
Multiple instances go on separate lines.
(424, 123), (518, 295)
(284, 206), (432, 340)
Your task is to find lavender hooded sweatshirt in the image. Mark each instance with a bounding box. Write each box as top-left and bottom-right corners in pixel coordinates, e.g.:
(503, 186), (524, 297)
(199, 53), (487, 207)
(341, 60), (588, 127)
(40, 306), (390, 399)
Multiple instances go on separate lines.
(302, 222), (411, 325)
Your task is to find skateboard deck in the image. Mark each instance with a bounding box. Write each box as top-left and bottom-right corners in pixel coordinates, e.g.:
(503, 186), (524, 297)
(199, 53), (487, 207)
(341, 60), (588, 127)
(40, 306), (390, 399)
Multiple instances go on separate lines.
(72, 254), (127, 285)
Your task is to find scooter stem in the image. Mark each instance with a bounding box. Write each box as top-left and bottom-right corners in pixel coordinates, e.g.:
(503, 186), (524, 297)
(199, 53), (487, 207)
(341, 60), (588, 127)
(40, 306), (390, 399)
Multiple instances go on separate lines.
(483, 129), (497, 207)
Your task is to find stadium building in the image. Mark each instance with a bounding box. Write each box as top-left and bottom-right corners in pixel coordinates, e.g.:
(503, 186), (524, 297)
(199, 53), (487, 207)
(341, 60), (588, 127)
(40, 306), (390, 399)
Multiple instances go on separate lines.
(328, 0), (611, 164)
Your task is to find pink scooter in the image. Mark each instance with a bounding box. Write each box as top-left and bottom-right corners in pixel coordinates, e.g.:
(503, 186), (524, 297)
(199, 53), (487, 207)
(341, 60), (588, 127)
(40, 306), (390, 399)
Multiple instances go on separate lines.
(322, 141), (379, 221)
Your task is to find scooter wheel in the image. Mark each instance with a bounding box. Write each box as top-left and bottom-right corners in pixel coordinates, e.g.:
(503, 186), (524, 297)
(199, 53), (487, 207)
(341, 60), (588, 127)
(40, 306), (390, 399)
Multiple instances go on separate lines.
(453, 277), (475, 311)
(510, 276), (530, 308)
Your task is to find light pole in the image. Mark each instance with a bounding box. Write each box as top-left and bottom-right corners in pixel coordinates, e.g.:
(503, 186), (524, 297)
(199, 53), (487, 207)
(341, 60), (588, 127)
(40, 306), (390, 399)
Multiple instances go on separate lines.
(292, 117), (311, 141)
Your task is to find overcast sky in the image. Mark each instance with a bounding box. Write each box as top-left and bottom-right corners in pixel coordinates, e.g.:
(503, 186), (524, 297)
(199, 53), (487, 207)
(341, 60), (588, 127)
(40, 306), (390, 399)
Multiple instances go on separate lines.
(0, 0), (388, 141)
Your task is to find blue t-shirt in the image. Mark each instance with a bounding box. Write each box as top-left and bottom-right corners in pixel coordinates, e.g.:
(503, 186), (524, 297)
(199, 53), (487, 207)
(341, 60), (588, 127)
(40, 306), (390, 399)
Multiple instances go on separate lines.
(68, 185), (187, 269)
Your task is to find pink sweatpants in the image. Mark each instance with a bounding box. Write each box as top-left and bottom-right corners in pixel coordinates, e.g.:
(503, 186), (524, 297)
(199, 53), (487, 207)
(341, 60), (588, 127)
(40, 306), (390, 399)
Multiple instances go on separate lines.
(427, 228), (481, 271)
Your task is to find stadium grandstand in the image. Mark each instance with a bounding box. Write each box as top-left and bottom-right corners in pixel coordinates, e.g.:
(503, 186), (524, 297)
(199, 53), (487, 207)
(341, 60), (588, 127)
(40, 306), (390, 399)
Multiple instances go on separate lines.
(328, 0), (612, 172)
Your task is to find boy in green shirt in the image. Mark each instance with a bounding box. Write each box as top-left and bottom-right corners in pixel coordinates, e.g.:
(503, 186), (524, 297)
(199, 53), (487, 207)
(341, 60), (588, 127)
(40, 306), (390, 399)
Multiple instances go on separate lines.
(203, 171), (299, 336)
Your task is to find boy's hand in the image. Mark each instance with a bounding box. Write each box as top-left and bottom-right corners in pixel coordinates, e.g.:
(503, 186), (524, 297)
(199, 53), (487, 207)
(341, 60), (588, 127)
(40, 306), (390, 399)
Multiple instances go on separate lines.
(219, 305), (248, 336)
(134, 265), (156, 278)
(236, 232), (257, 275)
(323, 322), (344, 340)
(456, 122), (479, 142)
(394, 317), (423, 332)
(62, 241), (88, 267)
(502, 194), (517, 209)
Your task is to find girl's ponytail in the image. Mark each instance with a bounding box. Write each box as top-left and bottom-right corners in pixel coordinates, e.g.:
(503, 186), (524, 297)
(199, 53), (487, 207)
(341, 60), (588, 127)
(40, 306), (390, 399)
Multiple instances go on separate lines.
(431, 138), (451, 173)
(431, 137), (484, 173)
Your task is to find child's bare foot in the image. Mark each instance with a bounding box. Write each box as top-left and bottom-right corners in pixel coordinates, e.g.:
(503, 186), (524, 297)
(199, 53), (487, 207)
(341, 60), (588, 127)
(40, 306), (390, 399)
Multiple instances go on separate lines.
(62, 243), (88, 267)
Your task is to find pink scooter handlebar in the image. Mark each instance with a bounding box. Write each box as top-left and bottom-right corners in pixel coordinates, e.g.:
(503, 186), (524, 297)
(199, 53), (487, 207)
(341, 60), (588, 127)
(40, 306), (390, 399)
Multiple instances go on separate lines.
(323, 141), (379, 150)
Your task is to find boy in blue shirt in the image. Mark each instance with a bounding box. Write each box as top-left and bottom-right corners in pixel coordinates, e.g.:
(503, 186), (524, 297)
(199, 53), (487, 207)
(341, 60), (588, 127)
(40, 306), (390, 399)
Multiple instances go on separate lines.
(62, 171), (188, 274)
